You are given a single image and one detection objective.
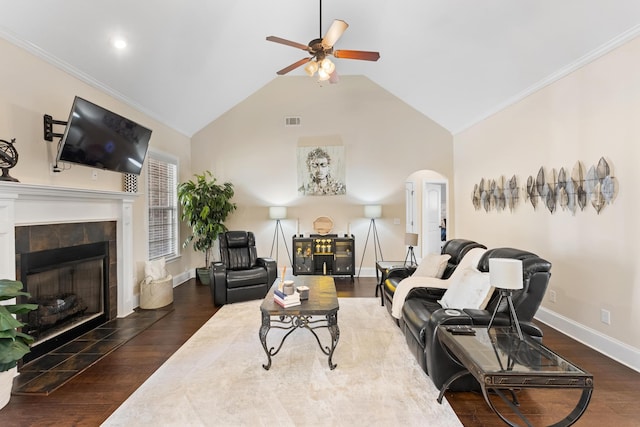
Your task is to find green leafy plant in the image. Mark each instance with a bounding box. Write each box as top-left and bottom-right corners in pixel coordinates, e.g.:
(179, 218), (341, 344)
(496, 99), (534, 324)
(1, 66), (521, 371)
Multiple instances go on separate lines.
(177, 171), (237, 267)
(0, 279), (38, 372)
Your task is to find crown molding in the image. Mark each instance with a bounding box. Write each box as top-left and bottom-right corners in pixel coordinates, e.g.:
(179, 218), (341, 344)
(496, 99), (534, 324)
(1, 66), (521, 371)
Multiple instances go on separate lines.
(453, 24), (640, 135)
(0, 28), (191, 138)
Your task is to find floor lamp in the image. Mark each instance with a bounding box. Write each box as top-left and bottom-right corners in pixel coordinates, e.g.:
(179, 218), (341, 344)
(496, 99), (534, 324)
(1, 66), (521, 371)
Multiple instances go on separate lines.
(357, 204), (383, 277)
(269, 206), (292, 267)
(487, 258), (524, 340)
(404, 232), (418, 266)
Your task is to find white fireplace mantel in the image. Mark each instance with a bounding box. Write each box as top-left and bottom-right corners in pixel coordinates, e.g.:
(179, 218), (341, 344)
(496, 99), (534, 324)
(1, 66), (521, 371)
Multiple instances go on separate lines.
(0, 182), (139, 317)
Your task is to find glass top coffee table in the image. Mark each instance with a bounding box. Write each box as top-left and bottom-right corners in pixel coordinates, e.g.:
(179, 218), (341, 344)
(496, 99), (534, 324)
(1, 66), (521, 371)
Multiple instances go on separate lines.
(259, 275), (339, 370)
(437, 325), (593, 427)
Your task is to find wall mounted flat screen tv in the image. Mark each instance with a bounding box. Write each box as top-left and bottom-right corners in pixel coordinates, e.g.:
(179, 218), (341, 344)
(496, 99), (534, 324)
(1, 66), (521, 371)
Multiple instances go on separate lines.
(57, 96), (152, 175)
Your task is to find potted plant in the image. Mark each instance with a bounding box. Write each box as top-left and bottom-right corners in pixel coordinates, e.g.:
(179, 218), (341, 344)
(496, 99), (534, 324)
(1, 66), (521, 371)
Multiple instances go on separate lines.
(178, 171), (236, 284)
(0, 279), (37, 409)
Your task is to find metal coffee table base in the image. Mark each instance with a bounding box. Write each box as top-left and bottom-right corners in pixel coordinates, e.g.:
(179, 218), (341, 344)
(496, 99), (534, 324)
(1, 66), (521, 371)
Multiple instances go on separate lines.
(260, 311), (340, 370)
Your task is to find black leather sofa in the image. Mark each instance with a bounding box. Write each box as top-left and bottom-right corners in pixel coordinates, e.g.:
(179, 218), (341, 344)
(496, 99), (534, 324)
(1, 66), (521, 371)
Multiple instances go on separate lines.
(210, 231), (277, 306)
(383, 239), (487, 318)
(400, 247), (552, 390)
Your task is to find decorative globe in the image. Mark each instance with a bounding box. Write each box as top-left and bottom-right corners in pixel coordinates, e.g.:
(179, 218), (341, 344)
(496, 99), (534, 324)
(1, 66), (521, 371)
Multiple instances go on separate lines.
(0, 138), (19, 182)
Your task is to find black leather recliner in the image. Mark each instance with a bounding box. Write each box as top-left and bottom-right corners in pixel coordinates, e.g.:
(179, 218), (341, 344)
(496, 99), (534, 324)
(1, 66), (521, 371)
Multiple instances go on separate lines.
(210, 231), (277, 306)
(400, 247), (552, 390)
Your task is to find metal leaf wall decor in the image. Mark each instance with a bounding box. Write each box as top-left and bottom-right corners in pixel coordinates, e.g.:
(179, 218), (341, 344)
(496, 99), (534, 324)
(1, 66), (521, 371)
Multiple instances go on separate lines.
(470, 175), (520, 213)
(471, 157), (617, 215)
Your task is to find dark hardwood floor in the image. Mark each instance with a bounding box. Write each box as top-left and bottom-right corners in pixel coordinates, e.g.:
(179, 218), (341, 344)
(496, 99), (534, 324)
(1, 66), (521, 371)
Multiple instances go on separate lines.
(2, 277), (639, 426)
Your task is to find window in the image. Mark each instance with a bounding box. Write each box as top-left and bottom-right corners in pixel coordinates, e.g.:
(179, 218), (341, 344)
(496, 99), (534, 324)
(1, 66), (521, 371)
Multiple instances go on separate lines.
(147, 152), (178, 260)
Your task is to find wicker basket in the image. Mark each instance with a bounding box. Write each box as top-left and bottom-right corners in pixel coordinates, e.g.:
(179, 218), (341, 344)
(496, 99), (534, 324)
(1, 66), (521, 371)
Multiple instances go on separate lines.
(140, 275), (173, 309)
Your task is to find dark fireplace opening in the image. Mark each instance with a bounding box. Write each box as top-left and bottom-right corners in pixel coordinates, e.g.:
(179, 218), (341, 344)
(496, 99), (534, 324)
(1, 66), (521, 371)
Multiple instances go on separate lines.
(19, 241), (110, 363)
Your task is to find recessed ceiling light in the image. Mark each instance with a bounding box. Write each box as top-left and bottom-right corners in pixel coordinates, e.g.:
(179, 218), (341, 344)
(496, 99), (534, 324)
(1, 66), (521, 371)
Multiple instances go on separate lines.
(112, 38), (127, 49)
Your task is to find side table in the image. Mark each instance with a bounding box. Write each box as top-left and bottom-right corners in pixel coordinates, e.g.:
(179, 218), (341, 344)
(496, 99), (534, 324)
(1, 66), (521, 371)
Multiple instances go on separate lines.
(437, 325), (593, 426)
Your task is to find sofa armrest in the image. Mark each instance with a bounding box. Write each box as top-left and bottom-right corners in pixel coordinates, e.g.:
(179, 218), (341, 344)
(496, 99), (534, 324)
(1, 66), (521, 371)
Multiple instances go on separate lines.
(257, 257), (277, 286)
(386, 266), (415, 281)
(211, 262), (227, 306)
(405, 287), (447, 302)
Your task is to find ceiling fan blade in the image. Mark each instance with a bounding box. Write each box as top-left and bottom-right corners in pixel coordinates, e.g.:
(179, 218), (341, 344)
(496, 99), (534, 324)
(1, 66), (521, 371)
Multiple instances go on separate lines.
(333, 49), (381, 61)
(276, 57), (311, 75)
(266, 36), (310, 51)
(322, 19), (348, 49)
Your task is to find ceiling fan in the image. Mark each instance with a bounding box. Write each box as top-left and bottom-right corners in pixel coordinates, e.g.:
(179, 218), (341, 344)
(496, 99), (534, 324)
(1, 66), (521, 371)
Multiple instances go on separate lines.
(266, 1), (380, 81)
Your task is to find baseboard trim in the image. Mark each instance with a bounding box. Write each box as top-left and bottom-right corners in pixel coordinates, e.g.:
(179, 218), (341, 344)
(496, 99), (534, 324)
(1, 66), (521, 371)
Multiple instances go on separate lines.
(535, 306), (640, 373)
(357, 267), (377, 278)
(173, 269), (195, 287)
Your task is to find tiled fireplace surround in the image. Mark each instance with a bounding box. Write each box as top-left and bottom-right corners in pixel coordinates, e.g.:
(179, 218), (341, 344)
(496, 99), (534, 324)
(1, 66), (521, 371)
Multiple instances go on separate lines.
(0, 182), (138, 319)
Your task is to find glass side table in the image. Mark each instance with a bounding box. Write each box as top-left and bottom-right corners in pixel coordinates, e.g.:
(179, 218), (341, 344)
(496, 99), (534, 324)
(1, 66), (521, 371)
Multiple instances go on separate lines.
(437, 325), (593, 426)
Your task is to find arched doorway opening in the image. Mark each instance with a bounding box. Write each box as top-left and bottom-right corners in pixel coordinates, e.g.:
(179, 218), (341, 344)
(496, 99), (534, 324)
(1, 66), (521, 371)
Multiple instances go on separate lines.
(405, 170), (449, 259)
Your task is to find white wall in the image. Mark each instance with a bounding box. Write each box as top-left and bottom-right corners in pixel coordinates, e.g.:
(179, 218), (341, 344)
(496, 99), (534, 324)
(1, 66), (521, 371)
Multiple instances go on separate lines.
(454, 35), (640, 370)
(190, 75), (453, 273)
(0, 38), (195, 291)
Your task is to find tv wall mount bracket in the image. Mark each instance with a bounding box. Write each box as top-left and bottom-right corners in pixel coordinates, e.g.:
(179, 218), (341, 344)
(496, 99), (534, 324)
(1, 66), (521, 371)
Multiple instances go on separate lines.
(43, 114), (67, 141)
(43, 114), (68, 172)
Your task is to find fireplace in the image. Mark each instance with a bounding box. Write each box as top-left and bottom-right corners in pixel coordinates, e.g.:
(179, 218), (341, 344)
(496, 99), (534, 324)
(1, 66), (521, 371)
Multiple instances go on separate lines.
(18, 242), (110, 362)
(0, 183), (138, 346)
(15, 221), (117, 363)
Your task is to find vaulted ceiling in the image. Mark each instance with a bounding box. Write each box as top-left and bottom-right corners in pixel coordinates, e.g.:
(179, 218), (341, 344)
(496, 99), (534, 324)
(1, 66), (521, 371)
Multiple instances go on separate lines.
(1, 1), (639, 137)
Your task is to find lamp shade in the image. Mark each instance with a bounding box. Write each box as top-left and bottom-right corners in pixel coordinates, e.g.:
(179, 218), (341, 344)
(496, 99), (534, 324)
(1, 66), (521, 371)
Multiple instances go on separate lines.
(269, 206), (287, 220)
(405, 232), (419, 246)
(489, 258), (523, 290)
(304, 60), (318, 77)
(364, 204), (382, 219)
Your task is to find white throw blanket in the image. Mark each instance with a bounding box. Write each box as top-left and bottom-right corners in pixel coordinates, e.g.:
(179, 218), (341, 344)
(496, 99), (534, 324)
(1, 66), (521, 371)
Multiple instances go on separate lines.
(391, 247), (487, 319)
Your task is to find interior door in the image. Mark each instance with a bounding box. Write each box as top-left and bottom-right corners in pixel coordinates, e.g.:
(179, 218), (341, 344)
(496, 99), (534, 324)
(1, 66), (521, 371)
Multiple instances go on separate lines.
(405, 181), (417, 233)
(405, 181), (421, 259)
(422, 183), (441, 255)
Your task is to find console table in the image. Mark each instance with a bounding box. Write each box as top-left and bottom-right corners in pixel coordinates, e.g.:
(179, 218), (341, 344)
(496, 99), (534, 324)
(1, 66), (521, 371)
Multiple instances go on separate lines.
(292, 234), (354, 279)
(437, 325), (593, 427)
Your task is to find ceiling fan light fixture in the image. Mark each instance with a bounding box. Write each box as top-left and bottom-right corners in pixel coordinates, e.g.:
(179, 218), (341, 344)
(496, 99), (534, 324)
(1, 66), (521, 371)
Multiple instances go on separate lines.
(317, 68), (330, 81)
(304, 60), (319, 77)
(320, 58), (335, 74)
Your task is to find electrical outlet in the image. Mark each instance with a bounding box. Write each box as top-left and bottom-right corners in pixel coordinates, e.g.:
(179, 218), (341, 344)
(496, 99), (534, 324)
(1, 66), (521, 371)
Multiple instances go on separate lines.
(393, 218), (401, 225)
(549, 290), (556, 303)
(600, 309), (611, 325)
(91, 170), (98, 180)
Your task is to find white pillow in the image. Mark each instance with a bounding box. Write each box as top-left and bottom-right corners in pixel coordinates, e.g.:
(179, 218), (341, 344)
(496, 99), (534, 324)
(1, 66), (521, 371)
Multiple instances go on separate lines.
(144, 257), (167, 283)
(438, 266), (494, 310)
(413, 254), (451, 278)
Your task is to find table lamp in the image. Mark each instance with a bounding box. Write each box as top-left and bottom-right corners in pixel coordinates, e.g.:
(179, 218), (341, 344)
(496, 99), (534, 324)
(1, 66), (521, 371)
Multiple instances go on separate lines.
(487, 258), (524, 340)
(404, 232), (418, 266)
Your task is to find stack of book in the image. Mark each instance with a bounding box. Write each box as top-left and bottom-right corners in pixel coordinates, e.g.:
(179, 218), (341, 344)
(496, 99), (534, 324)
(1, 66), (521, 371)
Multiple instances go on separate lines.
(274, 287), (301, 308)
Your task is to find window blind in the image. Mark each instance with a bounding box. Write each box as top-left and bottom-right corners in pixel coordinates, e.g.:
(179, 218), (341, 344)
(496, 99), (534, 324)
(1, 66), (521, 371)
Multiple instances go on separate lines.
(147, 154), (178, 260)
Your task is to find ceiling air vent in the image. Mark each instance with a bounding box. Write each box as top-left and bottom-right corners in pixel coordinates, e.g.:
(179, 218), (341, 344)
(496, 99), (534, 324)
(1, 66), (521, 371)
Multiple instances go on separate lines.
(285, 116), (301, 127)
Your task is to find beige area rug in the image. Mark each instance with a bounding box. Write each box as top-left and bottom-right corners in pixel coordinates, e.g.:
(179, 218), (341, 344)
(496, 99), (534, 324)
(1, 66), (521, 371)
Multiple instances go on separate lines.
(102, 298), (462, 427)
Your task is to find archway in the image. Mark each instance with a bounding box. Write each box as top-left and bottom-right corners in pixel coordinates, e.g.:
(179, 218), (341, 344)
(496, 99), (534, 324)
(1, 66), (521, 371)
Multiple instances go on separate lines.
(405, 170), (449, 260)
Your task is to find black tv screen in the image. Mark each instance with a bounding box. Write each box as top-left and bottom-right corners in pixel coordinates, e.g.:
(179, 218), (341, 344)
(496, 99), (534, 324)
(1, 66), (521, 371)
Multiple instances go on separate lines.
(57, 96), (152, 175)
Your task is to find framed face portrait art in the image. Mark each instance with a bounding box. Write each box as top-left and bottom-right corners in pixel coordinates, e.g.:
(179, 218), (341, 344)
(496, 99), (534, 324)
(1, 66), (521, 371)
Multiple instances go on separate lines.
(297, 145), (346, 196)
